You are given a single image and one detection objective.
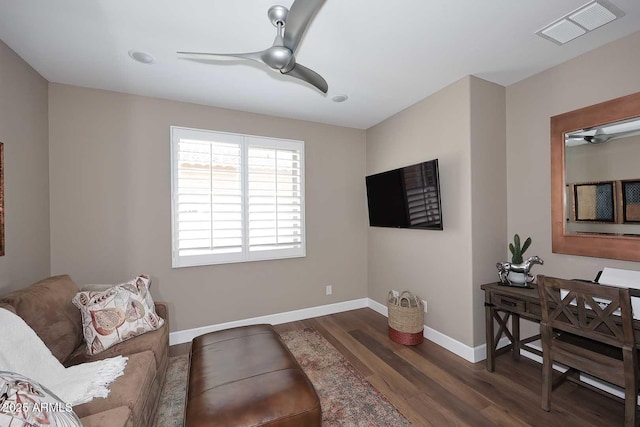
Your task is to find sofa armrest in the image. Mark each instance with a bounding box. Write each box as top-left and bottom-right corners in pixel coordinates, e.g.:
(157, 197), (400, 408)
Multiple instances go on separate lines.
(155, 301), (169, 321)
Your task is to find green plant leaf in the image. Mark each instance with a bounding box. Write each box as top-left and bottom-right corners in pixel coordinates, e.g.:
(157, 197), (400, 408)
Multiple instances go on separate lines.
(521, 237), (532, 255)
(514, 234), (521, 251)
(509, 243), (515, 255)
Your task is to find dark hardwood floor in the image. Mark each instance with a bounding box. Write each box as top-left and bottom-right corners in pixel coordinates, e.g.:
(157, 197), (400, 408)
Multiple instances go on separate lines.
(171, 308), (624, 426)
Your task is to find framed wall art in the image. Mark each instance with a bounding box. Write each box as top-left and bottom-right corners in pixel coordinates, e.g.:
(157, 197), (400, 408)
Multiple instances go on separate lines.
(572, 181), (616, 222)
(622, 180), (640, 223)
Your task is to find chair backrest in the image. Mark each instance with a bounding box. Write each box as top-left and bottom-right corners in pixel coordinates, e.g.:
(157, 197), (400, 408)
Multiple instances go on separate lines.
(537, 275), (635, 349)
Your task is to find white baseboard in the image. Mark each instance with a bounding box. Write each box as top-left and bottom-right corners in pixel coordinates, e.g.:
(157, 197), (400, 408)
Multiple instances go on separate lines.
(366, 298), (486, 363)
(169, 298), (369, 345)
(171, 296), (489, 362)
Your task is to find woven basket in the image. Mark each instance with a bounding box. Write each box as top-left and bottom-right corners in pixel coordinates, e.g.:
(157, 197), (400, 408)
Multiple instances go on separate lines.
(387, 291), (424, 345)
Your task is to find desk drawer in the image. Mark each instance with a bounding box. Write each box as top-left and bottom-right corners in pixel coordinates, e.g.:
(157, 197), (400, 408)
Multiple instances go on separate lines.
(528, 301), (542, 319)
(492, 293), (526, 313)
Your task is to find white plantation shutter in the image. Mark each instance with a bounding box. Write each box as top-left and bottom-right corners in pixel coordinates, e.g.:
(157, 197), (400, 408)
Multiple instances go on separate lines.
(171, 127), (305, 267)
(247, 138), (304, 258)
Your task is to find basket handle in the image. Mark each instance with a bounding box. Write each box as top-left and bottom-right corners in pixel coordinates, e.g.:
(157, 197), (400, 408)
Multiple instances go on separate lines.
(399, 291), (421, 308)
(387, 290), (399, 305)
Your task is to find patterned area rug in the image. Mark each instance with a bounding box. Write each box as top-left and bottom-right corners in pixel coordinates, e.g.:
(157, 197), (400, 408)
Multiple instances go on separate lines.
(154, 353), (188, 427)
(280, 327), (412, 426)
(154, 327), (412, 426)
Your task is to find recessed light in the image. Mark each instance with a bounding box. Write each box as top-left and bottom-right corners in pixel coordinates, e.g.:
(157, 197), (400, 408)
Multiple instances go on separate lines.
(332, 94), (348, 103)
(128, 50), (155, 64)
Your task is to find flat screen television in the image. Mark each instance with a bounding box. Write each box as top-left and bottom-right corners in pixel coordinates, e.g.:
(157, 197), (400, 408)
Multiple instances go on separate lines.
(366, 159), (443, 230)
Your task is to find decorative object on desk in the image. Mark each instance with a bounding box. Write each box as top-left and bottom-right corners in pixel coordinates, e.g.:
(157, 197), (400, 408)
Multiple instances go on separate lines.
(496, 234), (543, 286)
(387, 291), (424, 345)
(497, 255), (544, 287)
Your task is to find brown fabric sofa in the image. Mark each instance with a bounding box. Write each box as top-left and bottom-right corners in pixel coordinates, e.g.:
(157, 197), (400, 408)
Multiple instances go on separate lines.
(0, 274), (169, 427)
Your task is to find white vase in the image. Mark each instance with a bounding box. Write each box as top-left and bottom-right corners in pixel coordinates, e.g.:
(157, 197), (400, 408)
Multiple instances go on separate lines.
(507, 271), (527, 285)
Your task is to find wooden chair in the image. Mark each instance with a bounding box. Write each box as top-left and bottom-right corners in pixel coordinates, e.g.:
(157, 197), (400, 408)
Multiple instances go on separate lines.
(537, 275), (639, 426)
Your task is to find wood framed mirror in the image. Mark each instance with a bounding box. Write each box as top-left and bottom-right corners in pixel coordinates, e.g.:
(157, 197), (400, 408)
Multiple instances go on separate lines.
(551, 91), (640, 261)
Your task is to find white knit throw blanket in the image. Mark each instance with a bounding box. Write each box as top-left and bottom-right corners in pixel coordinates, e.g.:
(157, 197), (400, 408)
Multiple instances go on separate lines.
(0, 308), (127, 406)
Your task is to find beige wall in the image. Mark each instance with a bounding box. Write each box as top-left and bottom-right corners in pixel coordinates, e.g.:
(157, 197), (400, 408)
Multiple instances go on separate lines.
(0, 40), (50, 293)
(366, 76), (506, 347)
(366, 77), (476, 345)
(48, 84), (368, 332)
(469, 77), (507, 344)
(506, 30), (640, 280)
(506, 31), (640, 335)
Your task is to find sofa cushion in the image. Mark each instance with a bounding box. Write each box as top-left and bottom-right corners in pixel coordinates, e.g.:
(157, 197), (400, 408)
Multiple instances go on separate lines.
(0, 275), (83, 363)
(72, 275), (164, 355)
(72, 351), (156, 427)
(0, 370), (83, 426)
(65, 317), (168, 370)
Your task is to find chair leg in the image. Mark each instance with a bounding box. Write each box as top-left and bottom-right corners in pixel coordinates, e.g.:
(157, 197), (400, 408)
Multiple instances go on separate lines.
(540, 325), (552, 412)
(623, 389), (637, 427)
(622, 347), (638, 427)
(541, 354), (553, 411)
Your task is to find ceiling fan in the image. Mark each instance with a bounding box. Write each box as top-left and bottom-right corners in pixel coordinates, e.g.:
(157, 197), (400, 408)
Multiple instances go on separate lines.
(565, 127), (640, 145)
(178, 0), (328, 94)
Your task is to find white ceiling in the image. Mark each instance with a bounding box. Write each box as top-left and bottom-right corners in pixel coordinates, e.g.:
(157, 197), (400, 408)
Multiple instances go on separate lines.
(1, 0), (639, 129)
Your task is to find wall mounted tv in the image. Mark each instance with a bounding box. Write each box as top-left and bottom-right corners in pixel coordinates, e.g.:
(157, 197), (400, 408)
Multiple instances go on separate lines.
(366, 159), (443, 230)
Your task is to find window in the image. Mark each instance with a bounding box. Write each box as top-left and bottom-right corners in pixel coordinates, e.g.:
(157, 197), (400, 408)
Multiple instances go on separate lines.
(171, 127), (305, 267)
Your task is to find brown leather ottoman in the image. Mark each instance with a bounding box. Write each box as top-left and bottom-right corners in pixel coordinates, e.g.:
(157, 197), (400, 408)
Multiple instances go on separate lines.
(184, 324), (321, 427)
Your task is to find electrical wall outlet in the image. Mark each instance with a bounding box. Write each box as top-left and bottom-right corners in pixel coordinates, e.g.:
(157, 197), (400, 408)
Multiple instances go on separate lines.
(326, 285), (333, 296)
(422, 299), (428, 313)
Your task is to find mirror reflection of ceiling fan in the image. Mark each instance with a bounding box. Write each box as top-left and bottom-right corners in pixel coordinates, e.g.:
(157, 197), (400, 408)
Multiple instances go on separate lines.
(178, 0), (328, 93)
(565, 118), (640, 145)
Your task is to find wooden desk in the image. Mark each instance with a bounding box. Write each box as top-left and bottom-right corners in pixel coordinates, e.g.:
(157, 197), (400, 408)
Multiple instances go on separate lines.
(481, 282), (543, 372)
(482, 281), (640, 372)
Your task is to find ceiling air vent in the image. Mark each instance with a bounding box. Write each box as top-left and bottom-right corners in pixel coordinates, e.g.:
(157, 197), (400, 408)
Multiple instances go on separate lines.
(536, 0), (625, 45)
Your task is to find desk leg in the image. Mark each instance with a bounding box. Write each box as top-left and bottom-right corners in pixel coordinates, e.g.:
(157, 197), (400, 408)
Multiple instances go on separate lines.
(485, 303), (517, 371)
(485, 302), (495, 372)
(511, 313), (520, 361)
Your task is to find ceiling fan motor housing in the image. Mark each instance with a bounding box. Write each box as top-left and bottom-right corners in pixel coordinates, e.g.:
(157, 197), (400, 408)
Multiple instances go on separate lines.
(263, 46), (294, 70)
(268, 5), (289, 27)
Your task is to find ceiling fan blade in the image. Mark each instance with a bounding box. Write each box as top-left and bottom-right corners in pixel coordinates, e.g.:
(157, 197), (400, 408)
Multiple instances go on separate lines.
(566, 135), (589, 139)
(177, 51), (265, 64)
(567, 127), (640, 143)
(281, 63), (328, 93)
(610, 128), (640, 137)
(283, 0), (326, 53)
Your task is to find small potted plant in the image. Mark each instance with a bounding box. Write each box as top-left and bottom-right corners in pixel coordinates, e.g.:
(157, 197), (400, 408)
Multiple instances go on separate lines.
(509, 233), (531, 265)
(497, 234), (543, 286)
(508, 234), (532, 284)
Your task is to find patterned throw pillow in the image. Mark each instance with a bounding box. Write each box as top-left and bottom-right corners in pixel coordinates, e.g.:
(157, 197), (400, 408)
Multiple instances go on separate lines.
(72, 275), (165, 355)
(0, 371), (82, 427)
